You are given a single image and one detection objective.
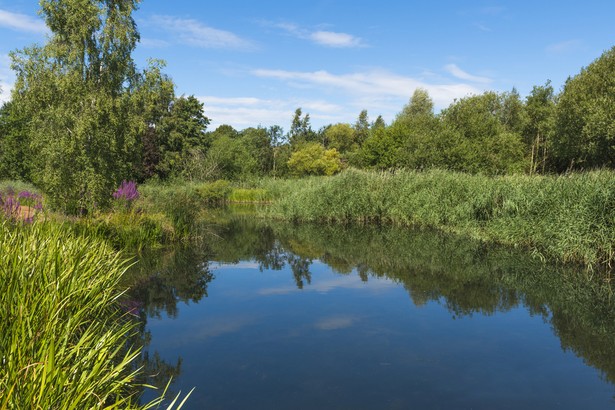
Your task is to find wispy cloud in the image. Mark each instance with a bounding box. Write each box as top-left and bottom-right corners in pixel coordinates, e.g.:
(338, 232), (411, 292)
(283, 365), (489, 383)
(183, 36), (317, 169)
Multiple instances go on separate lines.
(148, 15), (256, 50)
(138, 37), (170, 49)
(0, 9), (47, 34)
(474, 23), (492, 32)
(310, 31), (363, 48)
(269, 21), (365, 48)
(0, 54), (14, 104)
(444, 64), (492, 84)
(546, 39), (582, 54)
(252, 68), (482, 108)
(258, 274), (395, 296)
(314, 315), (359, 330)
(198, 95), (344, 129)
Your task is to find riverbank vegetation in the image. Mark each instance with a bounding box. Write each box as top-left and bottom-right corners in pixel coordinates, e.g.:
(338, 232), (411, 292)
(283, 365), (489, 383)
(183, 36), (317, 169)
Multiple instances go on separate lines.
(0, 0), (614, 406)
(0, 219), (190, 408)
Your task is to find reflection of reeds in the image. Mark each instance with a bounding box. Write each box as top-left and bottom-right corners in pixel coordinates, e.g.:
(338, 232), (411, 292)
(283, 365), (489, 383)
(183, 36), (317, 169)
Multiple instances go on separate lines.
(0, 222), (190, 408)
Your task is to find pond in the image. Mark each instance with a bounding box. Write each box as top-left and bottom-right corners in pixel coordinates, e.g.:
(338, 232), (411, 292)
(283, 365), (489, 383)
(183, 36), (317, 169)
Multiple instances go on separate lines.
(127, 215), (615, 409)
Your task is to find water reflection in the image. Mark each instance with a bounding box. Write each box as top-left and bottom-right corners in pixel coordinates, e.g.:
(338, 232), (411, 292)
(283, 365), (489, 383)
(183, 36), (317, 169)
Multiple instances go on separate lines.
(126, 212), (615, 406)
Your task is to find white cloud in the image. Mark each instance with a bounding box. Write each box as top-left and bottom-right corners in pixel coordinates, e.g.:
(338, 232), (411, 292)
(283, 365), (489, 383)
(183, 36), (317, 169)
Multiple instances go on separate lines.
(138, 37), (170, 48)
(444, 64), (492, 84)
(270, 21), (364, 48)
(149, 15), (256, 50)
(252, 68), (482, 108)
(258, 273), (395, 296)
(198, 95), (346, 130)
(0, 54), (14, 104)
(546, 39), (582, 54)
(309, 31), (364, 48)
(0, 9), (47, 34)
(314, 315), (358, 330)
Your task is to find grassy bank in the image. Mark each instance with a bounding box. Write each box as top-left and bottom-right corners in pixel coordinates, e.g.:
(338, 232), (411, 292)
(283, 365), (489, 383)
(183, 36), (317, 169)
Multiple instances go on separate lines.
(0, 220), (189, 408)
(247, 169), (615, 271)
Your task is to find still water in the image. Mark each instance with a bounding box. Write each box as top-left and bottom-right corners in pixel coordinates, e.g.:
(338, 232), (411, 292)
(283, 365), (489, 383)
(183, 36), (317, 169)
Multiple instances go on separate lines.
(128, 216), (615, 409)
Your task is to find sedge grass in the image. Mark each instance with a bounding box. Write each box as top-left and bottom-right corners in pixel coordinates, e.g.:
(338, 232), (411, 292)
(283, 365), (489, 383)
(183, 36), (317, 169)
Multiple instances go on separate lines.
(0, 220), (190, 408)
(257, 168), (615, 271)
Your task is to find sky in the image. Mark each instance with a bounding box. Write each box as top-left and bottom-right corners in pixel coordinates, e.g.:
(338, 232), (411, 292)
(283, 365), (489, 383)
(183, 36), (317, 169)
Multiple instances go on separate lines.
(1, 1), (614, 131)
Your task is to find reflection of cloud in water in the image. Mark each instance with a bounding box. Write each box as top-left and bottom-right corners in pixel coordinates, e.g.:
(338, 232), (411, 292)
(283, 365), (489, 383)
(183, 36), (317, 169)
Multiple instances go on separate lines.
(314, 315), (358, 330)
(165, 315), (259, 347)
(259, 274), (395, 296)
(211, 261), (261, 270)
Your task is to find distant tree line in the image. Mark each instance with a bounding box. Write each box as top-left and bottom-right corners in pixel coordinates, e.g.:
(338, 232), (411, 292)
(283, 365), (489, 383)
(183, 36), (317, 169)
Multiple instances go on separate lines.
(0, 0), (614, 213)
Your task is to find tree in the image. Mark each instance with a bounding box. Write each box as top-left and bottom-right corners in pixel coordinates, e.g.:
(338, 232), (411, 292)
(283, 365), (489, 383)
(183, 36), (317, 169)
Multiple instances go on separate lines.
(0, 101), (31, 181)
(267, 125), (285, 177)
(395, 88), (434, 125)
(440, 91), (526, 174)
(241, 127), (274, 176)
(288, 108), (316, 146)
(552, 46), (615, 170)
(287, 142), (342, 176)
(353, 110), (370, 146)
(523, 81), (556, 174)
(157, 95), (210, 178)
(131, 59), (175, 180)
(9, 0), (147, 213)
(323, 123), (356, 152)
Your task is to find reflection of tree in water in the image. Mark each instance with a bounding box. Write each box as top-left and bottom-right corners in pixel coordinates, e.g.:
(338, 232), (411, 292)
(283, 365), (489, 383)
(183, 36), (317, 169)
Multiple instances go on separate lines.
(127, 246), (214, 318)
(206, 214), (615, 386)
(121, 244), (215, 398)
(287, 254), (312, 289)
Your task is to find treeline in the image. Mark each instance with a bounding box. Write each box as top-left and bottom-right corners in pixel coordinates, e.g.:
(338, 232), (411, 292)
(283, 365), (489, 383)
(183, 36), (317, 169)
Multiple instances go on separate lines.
(0, 0), (614, 213)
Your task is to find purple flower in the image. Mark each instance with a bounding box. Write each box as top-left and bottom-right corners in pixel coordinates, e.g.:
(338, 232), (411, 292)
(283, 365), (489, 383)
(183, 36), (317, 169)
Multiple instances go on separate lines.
(113, 180), (139, 202)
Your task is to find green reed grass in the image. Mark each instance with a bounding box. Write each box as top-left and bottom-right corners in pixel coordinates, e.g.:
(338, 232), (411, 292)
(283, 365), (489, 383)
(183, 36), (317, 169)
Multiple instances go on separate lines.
(258, 168), (615, 271)
(0, 220), (190, 408)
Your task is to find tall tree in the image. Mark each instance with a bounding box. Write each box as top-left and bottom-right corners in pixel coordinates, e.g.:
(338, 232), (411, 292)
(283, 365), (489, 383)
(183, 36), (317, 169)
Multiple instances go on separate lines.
(288, 108), (316, 146)
(523, 81), (556, 174)
(353, 110), (370, 146)
(10, 0), (144, 213)
(552, 46), (615, 170)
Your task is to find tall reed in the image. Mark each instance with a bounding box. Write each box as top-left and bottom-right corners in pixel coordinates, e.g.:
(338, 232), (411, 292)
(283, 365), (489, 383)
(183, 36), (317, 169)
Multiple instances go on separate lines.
(0, 220), (189, 408)
(258, 168), (615, 270)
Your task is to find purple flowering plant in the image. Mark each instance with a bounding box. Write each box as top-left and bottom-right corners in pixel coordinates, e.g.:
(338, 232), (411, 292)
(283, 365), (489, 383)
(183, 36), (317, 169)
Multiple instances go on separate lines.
(112, 180), (139, 210)
(0, 190), (43, 223)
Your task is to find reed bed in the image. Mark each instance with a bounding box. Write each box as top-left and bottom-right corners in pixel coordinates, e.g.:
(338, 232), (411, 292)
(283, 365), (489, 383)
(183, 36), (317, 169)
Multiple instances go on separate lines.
(258, 168), (615, 270)
(0, 220), (189, 408)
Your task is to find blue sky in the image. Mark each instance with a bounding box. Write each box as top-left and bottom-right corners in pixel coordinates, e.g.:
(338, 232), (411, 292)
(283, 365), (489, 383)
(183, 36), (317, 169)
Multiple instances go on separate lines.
(1, 1), (614, 131)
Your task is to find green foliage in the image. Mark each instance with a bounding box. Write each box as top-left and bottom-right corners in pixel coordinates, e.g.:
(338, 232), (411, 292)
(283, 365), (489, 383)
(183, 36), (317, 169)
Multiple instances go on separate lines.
(228, 188), (270, 202)
(323, 123), (356, 152)
(288, 108), (316, 146)
(157, 95), (210, 179)
(552, 46), (615, 170)
(440, 91), (526, 174)
(8, 0), (146, 213)
(0, 221), (189, 408)
(194, 180), (233, 204)
(523, 81), (556, 174)
(287, 142), (343, 176)
(138, 183), (204, 236)
(0, 101), (31, 181)
(260, 168), (615, 270)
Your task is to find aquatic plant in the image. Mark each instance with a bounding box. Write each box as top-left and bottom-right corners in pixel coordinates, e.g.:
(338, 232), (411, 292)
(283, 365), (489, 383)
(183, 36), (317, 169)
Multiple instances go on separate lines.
(0, 221), (191, 408)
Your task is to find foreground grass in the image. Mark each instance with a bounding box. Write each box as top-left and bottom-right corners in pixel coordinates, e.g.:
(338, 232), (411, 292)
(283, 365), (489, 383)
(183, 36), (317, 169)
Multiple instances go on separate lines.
(0, 220), (189, 408)
(250, 169), (615, 271)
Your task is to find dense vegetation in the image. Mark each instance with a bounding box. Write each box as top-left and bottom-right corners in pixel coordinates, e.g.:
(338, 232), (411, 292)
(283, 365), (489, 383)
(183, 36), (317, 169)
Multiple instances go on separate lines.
(0, 0), (614, 405)
(251, 169), (615, 270)
(0, 220), (190, 408)
(0, 0), (614, 214)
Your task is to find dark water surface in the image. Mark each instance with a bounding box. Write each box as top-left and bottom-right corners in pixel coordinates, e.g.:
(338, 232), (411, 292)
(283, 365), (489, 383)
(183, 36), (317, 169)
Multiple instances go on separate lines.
(128, 215), (615, 409)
